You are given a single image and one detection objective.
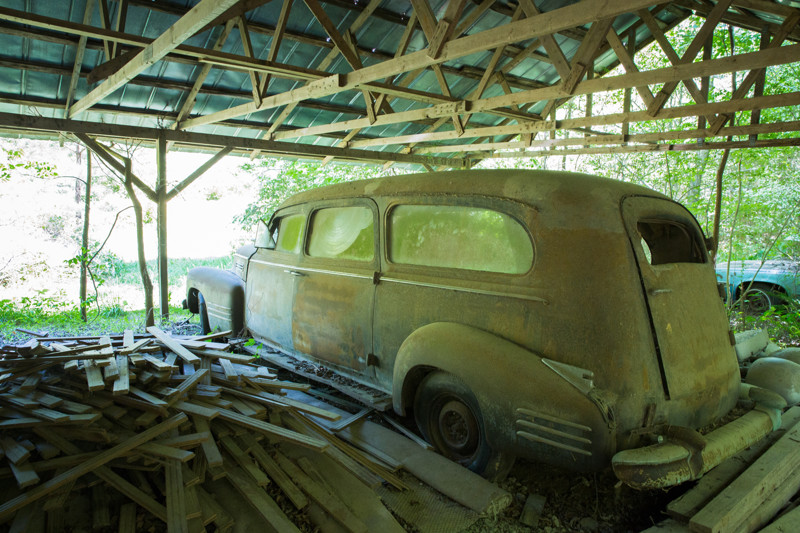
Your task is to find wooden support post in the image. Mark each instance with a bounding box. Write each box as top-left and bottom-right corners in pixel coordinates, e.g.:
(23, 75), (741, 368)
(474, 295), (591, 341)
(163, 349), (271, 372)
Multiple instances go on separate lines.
(156, 132), (169, 321)
(80, 147), (91, 322)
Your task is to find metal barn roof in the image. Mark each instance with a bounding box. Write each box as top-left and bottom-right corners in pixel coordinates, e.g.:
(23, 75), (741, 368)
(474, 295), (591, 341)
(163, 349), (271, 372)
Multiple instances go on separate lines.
(0, 0), (798, 168)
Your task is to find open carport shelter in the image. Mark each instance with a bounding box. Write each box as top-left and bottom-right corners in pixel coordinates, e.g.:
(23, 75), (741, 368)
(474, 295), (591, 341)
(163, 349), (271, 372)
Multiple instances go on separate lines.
(0, 0), (798, 315)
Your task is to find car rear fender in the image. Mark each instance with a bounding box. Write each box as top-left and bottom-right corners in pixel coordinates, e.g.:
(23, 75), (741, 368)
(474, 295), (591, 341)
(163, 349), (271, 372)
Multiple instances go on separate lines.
(186, 267), (246, 334)
(392, 322), (615, 461)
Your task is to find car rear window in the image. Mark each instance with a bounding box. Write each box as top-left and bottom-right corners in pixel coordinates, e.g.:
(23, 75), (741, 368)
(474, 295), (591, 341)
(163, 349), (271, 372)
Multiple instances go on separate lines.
(638, 220), (705, 265)
(388, 205), (533, 274)
(307, 206), (374, 261)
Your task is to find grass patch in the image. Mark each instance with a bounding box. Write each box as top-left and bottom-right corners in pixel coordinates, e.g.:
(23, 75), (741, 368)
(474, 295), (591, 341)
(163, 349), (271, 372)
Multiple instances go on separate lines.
(0, 300), (198, 345)
(103, 255), (232, 286)
(730, 301), (800, 347)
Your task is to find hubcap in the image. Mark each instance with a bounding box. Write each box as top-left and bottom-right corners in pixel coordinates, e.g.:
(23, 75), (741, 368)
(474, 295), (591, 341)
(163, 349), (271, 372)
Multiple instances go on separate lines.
(438, 400), (478, 454)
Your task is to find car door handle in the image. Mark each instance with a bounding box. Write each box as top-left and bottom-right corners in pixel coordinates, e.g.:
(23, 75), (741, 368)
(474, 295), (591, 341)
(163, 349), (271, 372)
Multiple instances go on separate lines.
(284, 270), (306, 277)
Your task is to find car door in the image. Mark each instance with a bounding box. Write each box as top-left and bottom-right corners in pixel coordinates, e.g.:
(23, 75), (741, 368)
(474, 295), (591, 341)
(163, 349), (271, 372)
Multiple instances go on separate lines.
(245, 210), (306, 352)
(621, 195), (737, 405)
(290, 199), (379, 375)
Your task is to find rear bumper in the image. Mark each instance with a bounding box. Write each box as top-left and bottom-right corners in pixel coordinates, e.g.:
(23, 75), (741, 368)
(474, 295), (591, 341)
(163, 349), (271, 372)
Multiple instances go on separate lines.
(612, 406), (780, 489)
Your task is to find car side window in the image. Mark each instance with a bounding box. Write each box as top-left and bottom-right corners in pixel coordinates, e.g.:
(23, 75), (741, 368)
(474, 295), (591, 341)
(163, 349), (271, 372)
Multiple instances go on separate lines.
(388, 204), (533, 274)
(275, 214), (305, 254)
(307, 206), (374, 261)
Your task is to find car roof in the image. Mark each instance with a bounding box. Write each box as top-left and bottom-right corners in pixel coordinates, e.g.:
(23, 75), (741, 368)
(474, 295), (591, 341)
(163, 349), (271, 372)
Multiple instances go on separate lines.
(277, 169), (671, 211)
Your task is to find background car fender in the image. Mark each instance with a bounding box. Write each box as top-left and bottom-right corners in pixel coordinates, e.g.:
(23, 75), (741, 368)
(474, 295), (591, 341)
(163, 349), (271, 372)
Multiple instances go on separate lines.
(185, 266), (246, 334)
(391, 322), (616, 465)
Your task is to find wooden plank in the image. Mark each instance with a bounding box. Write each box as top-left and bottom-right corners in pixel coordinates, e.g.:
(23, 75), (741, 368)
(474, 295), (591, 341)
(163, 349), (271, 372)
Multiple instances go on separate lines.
(113, 355), (130, 395)
(238, 433), (308, 509)
(221, 387), (341, 422)
(128, 386), (169, 407)
(761, 500), (800, 532)
(204, 403), (328, 451)
(137, 442), (195, 463)
(0, 435), (31, 464)
(92, 483), (111, 530)
(165, 458), (189, 533)
(174, 400), (219, 420)
(9, 460), (40, 489)
(689, 423), (800, 533)
(142, 355), (179, 372)
(219, 436), (270, 487)
(192, 417), (223, 469)
(84, 360), (105, 391)
(167, 369), (210, 406)
(196, 487), (232, 530)
(218, 358), (238, 382)
(118, 502), (137, 533)
(146, 327), (201, 365)
(0, 413), (186, 522)
(273, 450), (368, 533)
(223, 464), (302, 533)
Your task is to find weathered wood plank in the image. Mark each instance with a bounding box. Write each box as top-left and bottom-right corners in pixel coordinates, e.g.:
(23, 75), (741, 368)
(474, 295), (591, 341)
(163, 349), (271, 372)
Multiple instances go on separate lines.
(223, 464), (301, 533)
(113, 355), (130, 395)
(146, 327), (201, 365)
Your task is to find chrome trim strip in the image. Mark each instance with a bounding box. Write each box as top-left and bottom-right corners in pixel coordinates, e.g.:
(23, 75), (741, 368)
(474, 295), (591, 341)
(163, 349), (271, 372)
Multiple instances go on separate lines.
(516, 419), (592, 445)
(517, 431), (593, 456)
(381, 276), (549, 303)
(249, 258), (373, 281)
(516, 408), (593, 432)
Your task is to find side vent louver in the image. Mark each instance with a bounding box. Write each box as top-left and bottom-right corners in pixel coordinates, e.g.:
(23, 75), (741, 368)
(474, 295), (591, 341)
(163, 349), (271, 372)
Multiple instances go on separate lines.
(515, 408), (593, 456)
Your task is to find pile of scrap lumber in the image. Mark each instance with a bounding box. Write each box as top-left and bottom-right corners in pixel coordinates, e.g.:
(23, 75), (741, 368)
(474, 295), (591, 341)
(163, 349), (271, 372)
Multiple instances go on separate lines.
(0, 327), (509, 532)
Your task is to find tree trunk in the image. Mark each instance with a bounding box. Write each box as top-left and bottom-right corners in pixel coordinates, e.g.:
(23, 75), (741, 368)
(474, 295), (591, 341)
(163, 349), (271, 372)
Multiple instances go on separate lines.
(123, 163), (155, 327)
(79, 149), (91, 322)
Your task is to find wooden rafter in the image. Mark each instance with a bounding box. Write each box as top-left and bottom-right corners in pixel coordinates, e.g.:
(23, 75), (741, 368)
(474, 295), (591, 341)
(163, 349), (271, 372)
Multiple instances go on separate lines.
(69, 0), (245, 117)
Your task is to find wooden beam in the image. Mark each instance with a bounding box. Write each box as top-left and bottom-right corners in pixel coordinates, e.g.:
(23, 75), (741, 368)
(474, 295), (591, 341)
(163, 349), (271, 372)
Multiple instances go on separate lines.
(646, 0), (733, 115)
(166, 146), (233, 201)
(0, 112), (467, 167)
(69, 0), (243, 117)
(64, 0), (95, 116)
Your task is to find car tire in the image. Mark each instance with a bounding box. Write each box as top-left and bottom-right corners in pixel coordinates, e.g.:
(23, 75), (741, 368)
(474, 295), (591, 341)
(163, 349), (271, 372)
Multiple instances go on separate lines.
(197, 292), (211, 334)
(740, 283), (778, 315)
(414, 371), (513, 480)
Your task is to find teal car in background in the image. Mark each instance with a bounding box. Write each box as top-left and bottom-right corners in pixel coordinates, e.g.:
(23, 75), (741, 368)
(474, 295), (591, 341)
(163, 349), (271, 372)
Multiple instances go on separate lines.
(715, 260), (800, 313)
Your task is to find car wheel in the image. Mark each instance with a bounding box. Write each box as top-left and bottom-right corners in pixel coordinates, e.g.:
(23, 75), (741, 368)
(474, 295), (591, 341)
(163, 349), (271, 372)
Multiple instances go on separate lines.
(197, 292), (211, 334)
(740, 283), (777, 315)
(414, 372), (513, 480)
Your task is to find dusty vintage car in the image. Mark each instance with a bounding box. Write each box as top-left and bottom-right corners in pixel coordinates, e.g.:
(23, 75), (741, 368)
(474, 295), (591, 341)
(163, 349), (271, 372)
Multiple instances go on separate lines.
(715, 259), (800, 313)
(185, 170), (779, 488)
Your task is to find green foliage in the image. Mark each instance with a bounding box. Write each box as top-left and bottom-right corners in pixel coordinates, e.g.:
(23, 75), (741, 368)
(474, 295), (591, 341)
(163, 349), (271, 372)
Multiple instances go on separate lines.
(234, 159), (394, 230)
(0, 145), (58, 182)
(111, 256), (231, 286)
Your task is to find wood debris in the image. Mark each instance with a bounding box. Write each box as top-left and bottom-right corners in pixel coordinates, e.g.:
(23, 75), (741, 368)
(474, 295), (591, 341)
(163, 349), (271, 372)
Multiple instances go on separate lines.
(0, 328), (509, 532)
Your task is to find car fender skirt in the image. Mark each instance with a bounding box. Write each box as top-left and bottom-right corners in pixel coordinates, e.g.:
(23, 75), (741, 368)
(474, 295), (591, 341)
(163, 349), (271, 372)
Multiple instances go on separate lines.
(612, 406), (779, 489)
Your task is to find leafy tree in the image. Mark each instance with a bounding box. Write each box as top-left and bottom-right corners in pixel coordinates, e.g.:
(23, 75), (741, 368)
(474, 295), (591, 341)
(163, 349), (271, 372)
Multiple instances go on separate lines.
(234, 158), (397, 230)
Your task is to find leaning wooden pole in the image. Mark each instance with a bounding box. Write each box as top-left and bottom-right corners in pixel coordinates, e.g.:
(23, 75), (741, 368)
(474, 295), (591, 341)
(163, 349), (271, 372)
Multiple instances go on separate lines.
(711, 147), (731, 261)
(156, 132), (169, 321)
(80, 147), (91, 321)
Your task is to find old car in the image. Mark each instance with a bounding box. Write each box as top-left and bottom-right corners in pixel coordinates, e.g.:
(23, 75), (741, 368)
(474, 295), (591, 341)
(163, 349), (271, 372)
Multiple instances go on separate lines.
(716, 259), (800, 313)
(185, 169), (778, 488)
